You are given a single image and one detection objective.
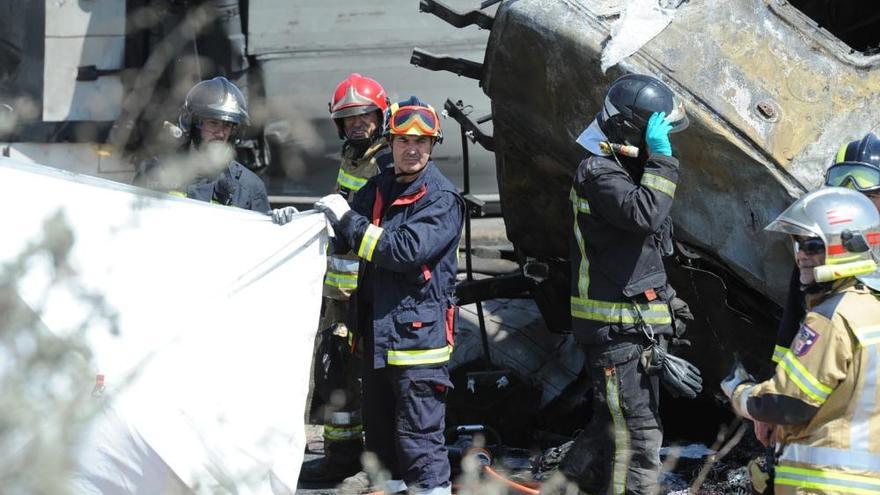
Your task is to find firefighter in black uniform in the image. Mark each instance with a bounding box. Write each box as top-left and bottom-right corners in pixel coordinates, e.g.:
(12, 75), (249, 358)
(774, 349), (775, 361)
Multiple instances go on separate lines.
(552, 74), (703, 495)
(134, 77), (269, 212)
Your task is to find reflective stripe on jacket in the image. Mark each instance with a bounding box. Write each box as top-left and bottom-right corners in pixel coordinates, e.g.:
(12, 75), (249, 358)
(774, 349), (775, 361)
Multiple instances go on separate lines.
(335, 162), (464, 368)
(569, 152), (680, 344)
(324, 140), (392, 300)
(731, 280), (880, 494)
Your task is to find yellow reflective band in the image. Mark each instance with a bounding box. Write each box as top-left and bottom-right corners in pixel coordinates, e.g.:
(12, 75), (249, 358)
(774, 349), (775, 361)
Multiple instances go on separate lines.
(569, 188), (591, 215)
(324, 271), (358, 290)
(772, 345), (788, 364)
(570, 296), (672, 324)
(324, 424), (364, 442)
(357, 224), (383, 262)
(169, 190), (186, 198)
(387, 345), (453, 366)
(778, 350), (833, 404)
(605, 368), (628, 495)
(336, 168), (369, 193)
(571, 188), (590, 298)
(776, 465), (880, 494)
(641, 173), (676, 198)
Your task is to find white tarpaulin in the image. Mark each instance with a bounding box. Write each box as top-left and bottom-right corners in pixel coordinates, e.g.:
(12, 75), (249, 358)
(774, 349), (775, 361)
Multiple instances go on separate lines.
(0, 157), (326, 494)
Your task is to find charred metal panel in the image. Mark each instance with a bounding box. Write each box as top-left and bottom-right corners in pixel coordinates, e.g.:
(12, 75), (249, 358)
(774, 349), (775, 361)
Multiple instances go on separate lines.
(482, 0), (880, 305)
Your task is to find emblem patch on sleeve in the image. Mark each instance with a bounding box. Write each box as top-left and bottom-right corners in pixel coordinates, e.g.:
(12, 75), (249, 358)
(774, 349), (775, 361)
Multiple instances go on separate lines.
(792, 325), (820, 357)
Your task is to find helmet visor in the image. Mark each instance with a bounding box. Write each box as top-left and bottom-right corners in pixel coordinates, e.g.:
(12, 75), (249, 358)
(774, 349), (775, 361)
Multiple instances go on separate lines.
(389, 106), (439, 136)
(825, 162), (880, 191)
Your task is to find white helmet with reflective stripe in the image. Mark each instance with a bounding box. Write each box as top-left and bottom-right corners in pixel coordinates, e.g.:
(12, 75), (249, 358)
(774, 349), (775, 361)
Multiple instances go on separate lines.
(766, 187), (880, 289)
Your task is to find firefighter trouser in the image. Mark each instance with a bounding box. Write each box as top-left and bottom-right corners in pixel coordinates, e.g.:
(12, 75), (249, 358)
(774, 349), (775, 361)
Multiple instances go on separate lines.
(562, 336), (662, 495)
(362, 362), (452, 494)
(313, 297), (363, 442)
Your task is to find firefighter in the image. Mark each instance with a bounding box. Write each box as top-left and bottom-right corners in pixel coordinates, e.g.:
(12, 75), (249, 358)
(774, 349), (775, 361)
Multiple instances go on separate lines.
(312, 96), (464, 495)
(772, 133), (880, 366)
(758, 133), (880, 452)
(134, 76), (269, 212)
(723, 187), (880, 495)
(273, 73), (392, 483)
(554, 73), (702, 495)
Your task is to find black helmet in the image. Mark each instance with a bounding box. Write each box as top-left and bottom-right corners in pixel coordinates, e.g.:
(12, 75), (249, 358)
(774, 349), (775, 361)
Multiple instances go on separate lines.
(824, 133), (880, 192)
(598, 73), (689, 147)
(179, 77), (249, 142)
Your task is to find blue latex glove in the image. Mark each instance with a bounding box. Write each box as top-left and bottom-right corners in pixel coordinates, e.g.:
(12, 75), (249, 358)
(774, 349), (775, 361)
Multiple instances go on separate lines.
(645, 111), (673, 156)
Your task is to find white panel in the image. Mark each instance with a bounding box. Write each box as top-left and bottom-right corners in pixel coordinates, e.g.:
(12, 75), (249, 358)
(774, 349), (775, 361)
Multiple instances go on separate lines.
(0, 157), (325, 493)
(248, 0), (490, 55)
(45, 0), (126, 37)
(43, 36), (124, 121)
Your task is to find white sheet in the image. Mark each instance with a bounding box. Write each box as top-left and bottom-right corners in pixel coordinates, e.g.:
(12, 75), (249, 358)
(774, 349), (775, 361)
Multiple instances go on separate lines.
(0, 158), (326, 494)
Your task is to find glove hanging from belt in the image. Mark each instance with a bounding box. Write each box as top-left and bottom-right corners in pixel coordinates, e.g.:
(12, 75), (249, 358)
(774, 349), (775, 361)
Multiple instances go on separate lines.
(641, 336), (703, 399)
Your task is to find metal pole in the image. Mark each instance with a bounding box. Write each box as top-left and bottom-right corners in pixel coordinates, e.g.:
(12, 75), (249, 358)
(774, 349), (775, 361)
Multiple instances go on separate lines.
(460, 120), (492, 370)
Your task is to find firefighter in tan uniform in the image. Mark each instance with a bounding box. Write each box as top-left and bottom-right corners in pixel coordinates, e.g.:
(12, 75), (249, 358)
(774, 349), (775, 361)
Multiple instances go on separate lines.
(273, 73), (392, 484)
(722, 187), (880, 494)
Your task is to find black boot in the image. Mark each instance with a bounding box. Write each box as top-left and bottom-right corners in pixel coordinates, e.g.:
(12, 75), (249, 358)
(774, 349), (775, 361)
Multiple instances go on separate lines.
(299, 438), (363, 483)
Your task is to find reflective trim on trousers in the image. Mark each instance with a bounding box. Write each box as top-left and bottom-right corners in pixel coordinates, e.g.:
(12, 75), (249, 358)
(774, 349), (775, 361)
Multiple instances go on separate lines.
(328, 256), (360, 274)
(781, 444), (880, 473)
(324, 271), (358, 290)
(778, 350), (832, 404)
(852, 346), (877, 451)
(328, 411), (359, 425)
(337, 168), (368, 192)
(387, 345), (453, 366)
(571, 296), (672, 325)
(357, 224), (383, 262)
(605, 367), (628, 495)
(772, 345), (788, 364)
(775, 465), (880, 494)
(641, 173), (676, 198)
(324, 424), (363, 442)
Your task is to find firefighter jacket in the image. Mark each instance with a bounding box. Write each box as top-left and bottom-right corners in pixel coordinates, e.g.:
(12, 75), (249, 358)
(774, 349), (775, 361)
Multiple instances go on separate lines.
(324, 139), (393, 300)
(135, 154), (269, 213)
(569, 152), (680, 345)
(772, 266), (807, 365)
(333, 162), (464, 368)
(731, 278), (880, 494)
(184, 160), (269, 213)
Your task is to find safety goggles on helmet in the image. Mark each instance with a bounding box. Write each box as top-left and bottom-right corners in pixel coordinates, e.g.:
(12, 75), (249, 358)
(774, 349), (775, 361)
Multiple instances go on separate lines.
(388, 105), (440, 137)
(824, 162), (880, 192)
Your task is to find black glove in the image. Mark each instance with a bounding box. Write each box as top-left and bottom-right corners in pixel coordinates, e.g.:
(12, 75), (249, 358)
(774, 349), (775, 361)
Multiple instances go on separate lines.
(641, 339), (703, 399)
(670, 295), (693, 338)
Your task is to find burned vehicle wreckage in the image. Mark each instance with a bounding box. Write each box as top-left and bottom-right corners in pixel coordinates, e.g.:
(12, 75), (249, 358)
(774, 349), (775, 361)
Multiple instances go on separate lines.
(415, 0), (880, 451)
(4, 0), (880, 486)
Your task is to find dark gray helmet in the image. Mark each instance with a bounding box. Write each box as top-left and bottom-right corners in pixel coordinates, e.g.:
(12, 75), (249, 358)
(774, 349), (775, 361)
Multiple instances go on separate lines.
(598, 73), (688, 147)
(178, 77), (249, 139)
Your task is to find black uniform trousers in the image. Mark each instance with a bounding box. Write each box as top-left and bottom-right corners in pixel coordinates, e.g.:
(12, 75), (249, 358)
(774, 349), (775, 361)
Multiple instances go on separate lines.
(360, 315), (452, 492)
(563, 334), (663, 495)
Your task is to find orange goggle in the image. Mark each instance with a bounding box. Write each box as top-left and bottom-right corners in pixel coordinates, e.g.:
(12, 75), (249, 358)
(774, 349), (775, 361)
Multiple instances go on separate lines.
(388, 105), (440, 137)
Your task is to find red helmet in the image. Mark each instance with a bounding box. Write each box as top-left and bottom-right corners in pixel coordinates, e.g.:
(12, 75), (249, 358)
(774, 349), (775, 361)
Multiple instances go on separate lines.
(329, 73), (389, 139)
